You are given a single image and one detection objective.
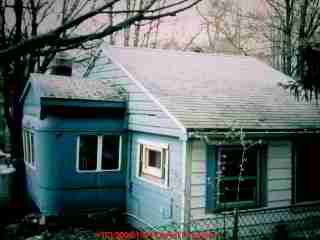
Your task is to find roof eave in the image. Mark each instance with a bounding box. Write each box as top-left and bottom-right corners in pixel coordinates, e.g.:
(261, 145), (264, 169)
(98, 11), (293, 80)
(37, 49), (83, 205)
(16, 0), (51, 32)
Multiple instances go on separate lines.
(187, 128), (320, 139)
(40, 97), (126, 120)
(41, 97), (125, 108)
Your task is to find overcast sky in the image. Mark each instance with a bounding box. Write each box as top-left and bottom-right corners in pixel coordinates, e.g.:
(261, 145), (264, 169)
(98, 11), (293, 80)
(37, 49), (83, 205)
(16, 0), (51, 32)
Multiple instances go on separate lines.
(157, 0), (267, 49)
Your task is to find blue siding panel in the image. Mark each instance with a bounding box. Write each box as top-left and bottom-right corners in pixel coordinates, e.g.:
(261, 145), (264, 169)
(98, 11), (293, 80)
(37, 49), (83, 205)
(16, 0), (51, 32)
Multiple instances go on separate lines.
(127, 132), (184, 228)
(23, 114), (126, 215)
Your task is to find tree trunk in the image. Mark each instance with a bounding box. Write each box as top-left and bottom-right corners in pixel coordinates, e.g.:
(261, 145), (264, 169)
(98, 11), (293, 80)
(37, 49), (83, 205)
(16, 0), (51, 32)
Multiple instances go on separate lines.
(283, 0), (293, 76)
(297, 0), (308, 81)
(10, 103), (23, 158)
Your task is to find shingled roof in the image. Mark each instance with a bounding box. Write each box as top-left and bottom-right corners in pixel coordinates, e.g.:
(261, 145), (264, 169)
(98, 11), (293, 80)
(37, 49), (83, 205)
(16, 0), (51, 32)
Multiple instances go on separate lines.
(106, 46), (320, 130)
(30, 73), (126, 102)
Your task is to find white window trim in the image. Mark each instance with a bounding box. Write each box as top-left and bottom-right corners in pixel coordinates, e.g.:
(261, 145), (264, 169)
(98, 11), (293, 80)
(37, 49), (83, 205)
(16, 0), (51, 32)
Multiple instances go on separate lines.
(23, 129), (36, 170)
(76, 135), (122, 173)
(136, 141), (169, 188)
(22, 131), (27, 163)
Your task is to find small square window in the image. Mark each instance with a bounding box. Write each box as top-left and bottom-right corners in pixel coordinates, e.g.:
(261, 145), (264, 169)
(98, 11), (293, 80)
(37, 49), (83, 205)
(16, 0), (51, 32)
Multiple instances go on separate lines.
(137, 142), (168, 186)
(143, 146), (162, 178)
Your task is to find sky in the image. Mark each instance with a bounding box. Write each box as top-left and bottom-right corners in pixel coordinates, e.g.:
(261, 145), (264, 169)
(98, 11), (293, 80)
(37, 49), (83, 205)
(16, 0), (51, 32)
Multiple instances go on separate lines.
(157, 0), (268, 52)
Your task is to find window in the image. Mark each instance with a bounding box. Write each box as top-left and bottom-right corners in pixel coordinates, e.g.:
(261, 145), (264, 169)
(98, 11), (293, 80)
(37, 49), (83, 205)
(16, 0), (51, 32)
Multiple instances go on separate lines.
(137, 142), (169, 187)
(101, 135), (121, 170)
(23, 129), (35, 169)
(78, 136), (98, 171)
(77, 135), (121, 172)
(216, 146), (261, 209)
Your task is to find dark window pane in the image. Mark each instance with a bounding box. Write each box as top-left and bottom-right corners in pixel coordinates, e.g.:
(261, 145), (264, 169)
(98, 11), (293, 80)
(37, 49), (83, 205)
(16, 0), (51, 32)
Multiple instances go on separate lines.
(220, 148), (242, 177)
(161, 149), (167, 180)
(220, 148), (257, 177)
(23, 132), (27, 162)
(30, 134), (34, 166)
(219, 147), (258, 204)
(25, 132), (30, 163)
(243, 149), (257, 176)
(220, 180), (256, 202)
(139, 144), (143, 176)
(101, 135), (120, 170)
(79, 136), (97, 171)
(148, 149), (161, 168)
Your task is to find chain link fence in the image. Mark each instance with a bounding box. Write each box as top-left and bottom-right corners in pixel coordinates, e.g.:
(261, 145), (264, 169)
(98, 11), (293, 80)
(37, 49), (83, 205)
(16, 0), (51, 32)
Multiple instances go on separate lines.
(147, 202), (320, 240)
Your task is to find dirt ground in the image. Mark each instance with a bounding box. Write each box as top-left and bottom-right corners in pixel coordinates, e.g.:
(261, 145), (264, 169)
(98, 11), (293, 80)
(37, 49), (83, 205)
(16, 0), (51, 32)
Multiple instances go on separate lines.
(1, 207), (135, 240)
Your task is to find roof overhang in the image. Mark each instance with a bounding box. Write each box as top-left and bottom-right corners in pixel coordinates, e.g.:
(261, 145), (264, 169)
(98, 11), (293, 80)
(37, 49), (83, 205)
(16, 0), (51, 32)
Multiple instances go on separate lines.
(40, 97), (126, 119)
(187, 128), (320, 140)
(41, 97), (125, 108)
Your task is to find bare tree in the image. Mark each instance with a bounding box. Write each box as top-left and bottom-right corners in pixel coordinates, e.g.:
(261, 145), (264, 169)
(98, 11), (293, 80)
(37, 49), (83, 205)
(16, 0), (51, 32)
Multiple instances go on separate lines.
(104, 0), (168, 48)
(201, 0), (320, 101)
(195, 0), (260, 56)
(256, 0), (320, 100)
(0, 0), (202, 157)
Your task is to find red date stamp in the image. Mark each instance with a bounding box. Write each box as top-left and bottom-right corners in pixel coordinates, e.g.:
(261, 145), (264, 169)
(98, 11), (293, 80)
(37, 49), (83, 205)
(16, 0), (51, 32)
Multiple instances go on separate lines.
(96, 231), (223, 239)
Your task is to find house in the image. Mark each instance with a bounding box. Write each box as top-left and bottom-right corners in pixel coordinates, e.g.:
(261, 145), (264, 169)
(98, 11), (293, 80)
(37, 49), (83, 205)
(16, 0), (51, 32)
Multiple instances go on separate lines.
(21, 46), (320, 231)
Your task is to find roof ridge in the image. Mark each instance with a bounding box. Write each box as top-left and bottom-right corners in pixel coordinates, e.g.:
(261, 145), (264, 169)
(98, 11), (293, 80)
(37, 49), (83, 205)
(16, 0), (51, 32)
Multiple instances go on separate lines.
(108, 45), (253, 59)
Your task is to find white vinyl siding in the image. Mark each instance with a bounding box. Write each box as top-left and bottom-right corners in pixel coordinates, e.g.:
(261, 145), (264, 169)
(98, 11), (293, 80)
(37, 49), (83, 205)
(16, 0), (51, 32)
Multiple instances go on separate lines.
(267, 140), (292, 207)
(189, 139), (293, 220)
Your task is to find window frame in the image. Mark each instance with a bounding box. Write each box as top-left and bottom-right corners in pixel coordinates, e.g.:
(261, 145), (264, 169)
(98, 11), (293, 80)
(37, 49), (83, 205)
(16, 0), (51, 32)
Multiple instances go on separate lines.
(76, 135), (122, 173)
(136, 141), (169, 188)
(142, 144), (163, 178)
(215, 145), (260, 210)
(23, 129), (36, 169)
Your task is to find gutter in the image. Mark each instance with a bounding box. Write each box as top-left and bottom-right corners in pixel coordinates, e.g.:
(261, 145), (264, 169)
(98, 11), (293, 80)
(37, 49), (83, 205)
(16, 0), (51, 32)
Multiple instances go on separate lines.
(187, 129), (320, 138)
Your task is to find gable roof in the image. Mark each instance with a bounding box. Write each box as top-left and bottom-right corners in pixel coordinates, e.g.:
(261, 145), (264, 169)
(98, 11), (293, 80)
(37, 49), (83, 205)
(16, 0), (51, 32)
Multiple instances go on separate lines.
(105, 46), (320, 130)
(30, 73), (126, 102)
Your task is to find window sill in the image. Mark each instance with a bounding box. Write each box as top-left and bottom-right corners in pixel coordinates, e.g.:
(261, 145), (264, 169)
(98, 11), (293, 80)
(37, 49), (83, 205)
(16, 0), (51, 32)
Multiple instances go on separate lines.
(136, 175), (168, 189)
(214, 201), (257, 213)
(76, 168), (122, 173)
(25, 162), (36, 170)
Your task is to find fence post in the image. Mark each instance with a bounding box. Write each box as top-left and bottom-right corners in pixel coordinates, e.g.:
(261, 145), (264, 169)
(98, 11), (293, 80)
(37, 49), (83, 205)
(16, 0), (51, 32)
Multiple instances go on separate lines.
(232, 208), (239, 240)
